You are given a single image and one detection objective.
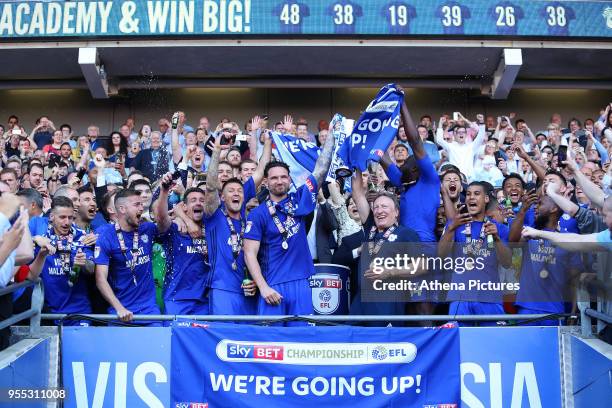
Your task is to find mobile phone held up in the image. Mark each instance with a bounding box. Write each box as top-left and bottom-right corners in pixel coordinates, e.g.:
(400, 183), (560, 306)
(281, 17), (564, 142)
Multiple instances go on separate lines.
(558, 145), (568, 168)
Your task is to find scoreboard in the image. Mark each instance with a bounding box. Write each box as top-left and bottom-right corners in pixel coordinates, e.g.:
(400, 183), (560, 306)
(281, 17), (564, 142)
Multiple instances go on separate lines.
(0, 0), (611, 39)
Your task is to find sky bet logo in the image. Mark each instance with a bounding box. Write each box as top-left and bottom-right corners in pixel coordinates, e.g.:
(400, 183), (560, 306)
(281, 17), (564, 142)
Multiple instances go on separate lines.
(226, 343), (284, 361)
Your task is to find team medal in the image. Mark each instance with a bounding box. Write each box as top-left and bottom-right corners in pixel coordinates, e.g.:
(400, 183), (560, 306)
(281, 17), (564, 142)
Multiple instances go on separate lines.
(540, 269), (549, 279)
(282, 241), (289, 250)
(232, 261), (238, 271)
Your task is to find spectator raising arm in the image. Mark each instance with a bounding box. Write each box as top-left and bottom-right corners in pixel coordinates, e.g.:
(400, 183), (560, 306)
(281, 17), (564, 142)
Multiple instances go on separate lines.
(565, 155), (605, 209)
(351, 168), (371, 225)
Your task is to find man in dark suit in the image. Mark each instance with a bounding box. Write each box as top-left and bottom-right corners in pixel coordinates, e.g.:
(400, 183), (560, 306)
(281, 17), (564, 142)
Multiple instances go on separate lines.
(130, 131), (171, 182)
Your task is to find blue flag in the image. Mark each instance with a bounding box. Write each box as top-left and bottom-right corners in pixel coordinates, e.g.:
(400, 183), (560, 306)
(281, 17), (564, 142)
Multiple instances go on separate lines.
(338, 84), (404, 171)
(271, 132), (320, 190)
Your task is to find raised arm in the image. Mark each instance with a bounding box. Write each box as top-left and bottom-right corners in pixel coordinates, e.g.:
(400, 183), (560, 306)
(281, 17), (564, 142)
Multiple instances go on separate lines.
(170, 112), (183, 165)
(509, 189), (538, 243)
(546, 182), (579, 217)
(516, 144), (546, 182)
(435, 117), (451, 151)
(154, 172), (174, 234)
(565, 155), (605, 209)
(397, 89), (425, 160)
(351, 169), (371, 225)
(251, 130), (272, 188)
(311, 124), (336, 188)
(203, 138), (222, 216)
(522, 228), (605, 253)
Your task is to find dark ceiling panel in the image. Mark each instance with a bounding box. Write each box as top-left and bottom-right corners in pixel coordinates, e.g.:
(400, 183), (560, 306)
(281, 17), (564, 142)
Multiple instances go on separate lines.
(0, 46), (609, 82)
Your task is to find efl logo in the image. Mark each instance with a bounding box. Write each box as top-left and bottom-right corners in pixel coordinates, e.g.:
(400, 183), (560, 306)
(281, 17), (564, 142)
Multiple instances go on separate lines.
(226, 343), (284, 361)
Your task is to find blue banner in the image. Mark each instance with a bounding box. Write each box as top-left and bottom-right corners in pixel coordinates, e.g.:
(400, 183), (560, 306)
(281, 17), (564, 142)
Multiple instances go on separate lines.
(62, 326), (171, 408)
(459, 327), (560, 407)
(271, 132), (320, 190)
(171, 322), (460, 407)
(338, 84), (403, 172)
(0, 1), (610, 39)
(60, 326), (562, 407)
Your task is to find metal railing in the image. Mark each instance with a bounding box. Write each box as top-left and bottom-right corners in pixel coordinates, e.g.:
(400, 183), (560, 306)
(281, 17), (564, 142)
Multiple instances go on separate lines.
(0, 279), (43, 336)
(40, 312), (571, 325)
(576, 283), (612, 337)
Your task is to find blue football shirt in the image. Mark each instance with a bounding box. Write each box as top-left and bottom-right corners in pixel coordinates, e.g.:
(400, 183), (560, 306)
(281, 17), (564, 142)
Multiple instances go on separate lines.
(158, 223), (210, 302)
(37, 226), (93, 314)
(387, 157), (441, 242)
(446, 219), (509, 303)
(94, 222), (160, 313)
(516, 234), (582, 313)
(244, 175), (318, 285)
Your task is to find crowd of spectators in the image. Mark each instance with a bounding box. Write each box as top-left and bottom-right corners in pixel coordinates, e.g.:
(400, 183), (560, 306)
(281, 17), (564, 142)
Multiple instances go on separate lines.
(0, 96), (610, 343)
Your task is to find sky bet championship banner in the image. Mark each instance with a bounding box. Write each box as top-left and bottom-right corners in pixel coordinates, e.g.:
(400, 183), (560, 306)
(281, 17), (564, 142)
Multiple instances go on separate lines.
(62, 325), (561, 407)
(170, 322), (460, 407)
(0, 1), (611, 39)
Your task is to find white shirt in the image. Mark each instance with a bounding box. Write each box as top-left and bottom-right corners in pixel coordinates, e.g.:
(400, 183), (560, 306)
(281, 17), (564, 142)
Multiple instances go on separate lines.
(436, 124), (486, 180)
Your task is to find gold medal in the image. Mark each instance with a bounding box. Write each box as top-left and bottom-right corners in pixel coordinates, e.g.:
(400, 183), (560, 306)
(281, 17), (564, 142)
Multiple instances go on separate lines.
(540, 269), (549, 279)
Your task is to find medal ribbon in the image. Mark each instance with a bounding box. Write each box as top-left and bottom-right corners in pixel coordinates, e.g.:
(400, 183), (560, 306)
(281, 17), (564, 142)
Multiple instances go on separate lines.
(266, 200), (294, 249)
(222, 208), (245, 269)
(115, 223), (140, 286)
(367, 224), (397, 256)
(48, 223), (74, 280)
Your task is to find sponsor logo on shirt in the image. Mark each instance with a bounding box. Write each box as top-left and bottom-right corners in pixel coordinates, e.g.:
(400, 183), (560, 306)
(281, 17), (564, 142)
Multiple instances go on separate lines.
(245, 221), (252, 234)
(305, 178), (315, 193)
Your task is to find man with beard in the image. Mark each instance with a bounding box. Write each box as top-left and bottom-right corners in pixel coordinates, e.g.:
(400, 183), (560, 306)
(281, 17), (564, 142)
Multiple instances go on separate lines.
(95, 189), (161, 323)
(510, 170), (579, 242)
(75, 187), (105, 232)
(243, 128), (335, 323)
(523, 195), (612, 252)
(156, 177), (211, 315)
(516, 185), (583, 325)
(438, 182), (513, 323)
(28, 197), (94, 325)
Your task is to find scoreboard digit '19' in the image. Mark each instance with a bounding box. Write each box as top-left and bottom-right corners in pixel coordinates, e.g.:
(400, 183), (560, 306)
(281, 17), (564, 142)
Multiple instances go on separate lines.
(0, 0), (611, 39)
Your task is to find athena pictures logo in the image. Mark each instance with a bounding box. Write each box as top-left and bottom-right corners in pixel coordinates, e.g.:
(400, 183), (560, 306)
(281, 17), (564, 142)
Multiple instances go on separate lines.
(604, 7), (612, 29)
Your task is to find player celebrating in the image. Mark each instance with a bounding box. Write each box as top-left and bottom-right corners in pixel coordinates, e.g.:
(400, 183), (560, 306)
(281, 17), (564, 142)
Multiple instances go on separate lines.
(95, 189), (161, 324)
(243, 127), (335, 323)
(29, 197), (94, 325)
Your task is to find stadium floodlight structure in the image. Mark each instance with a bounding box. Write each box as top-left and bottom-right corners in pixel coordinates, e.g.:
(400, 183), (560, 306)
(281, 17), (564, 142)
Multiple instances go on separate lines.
(78, 47), (115, 99)
(489, 48), (523, 100)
